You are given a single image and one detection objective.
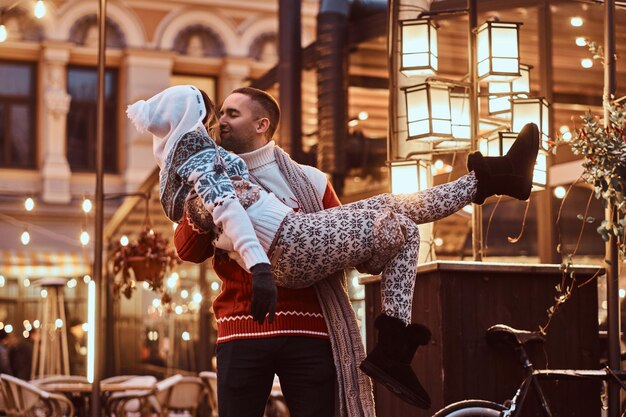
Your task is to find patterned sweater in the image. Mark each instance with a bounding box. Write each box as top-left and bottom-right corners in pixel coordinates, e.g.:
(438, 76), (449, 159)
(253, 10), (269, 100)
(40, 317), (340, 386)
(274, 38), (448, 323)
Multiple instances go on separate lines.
(168, 130), (292, 270)
(174, 141), (339, 343)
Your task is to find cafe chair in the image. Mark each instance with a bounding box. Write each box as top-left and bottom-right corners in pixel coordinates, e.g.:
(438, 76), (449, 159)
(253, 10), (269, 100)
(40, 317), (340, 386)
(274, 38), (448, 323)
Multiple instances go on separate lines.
(104, 375), (158, 417)
(30, 375), (89, 387)
(150, 375), (204, 416)
(0, 373), (75, 417)
(198, 371), (217, 417)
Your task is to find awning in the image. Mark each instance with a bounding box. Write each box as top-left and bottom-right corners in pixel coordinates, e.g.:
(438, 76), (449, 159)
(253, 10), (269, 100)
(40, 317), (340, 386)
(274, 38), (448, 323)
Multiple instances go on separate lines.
(0, 250), (92, 278)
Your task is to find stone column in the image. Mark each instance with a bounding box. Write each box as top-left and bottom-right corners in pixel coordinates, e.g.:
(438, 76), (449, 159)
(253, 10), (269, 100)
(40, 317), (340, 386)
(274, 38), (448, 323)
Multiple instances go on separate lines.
(218, 57), (251, 103)
(122, 50), (174, 192)
(40, 44), (72, 204)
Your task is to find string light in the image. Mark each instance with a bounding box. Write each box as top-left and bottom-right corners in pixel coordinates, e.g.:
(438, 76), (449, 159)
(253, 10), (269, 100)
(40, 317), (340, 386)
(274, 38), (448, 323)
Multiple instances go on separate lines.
(554, 186), (566, 199)
(40, 289), (48, 298)
(4, 324), (13, 333)
(120, 235), (129, 246)
(80, 230), (90, 246)
(175, 305), (183, 315)
(434, 237), (444, 247)
(210, 282), (220, 291)
(581, 58), (593, 69)
(0, 275), (4, 287)
(23, 278), (30, 287)
(575, 37), (586, 47)
(83, 275), (91, 283)
(24, 197), (35, 211)
(358, 111), (369, 121)
(82, 198), (93, 213)
(182, 331), (191, 341)
(55, 318), (63, 328)
(21, 229), (30, 245)
(180, 289), (189, 299)
(33, 0), (45, 19)
(570, 17), (583, 27)
(192, 292), (202, 303)
(67, 278), (77, 288)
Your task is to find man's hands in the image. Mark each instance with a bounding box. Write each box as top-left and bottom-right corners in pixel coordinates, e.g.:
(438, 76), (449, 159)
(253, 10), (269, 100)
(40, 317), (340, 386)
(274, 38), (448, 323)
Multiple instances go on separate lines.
(250, 263), (277, 324)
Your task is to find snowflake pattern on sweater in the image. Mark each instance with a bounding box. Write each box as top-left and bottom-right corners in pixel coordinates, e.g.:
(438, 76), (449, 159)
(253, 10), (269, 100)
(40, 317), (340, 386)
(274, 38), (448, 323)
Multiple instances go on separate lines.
(160, 129), (260, 223)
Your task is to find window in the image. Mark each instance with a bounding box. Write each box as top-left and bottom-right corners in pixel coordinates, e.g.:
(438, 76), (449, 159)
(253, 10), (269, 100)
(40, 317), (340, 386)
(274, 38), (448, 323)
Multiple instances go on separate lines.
(0, 61), (36, 169)
(67, 66), (118, 173)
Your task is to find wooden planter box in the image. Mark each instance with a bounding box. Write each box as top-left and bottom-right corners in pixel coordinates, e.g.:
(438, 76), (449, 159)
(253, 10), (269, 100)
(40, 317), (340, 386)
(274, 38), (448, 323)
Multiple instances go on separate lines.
(361, 261), (601, 417)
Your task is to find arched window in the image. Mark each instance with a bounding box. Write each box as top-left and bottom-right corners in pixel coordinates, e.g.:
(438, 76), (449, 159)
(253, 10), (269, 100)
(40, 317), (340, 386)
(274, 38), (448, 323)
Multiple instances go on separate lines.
(1, 8), (44, 42)
(172, 25), (225, 57)
(68, 14), (126, 49)
(248, 33), (278, 64)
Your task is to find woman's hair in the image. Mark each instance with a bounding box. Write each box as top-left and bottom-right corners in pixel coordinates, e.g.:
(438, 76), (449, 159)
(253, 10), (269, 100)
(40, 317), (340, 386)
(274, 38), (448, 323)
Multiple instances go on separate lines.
(200, 89), (220, 140)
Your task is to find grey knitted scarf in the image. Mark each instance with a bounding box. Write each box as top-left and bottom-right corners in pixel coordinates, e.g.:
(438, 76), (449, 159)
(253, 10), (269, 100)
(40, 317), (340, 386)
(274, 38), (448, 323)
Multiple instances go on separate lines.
(273, 146), (376, 417)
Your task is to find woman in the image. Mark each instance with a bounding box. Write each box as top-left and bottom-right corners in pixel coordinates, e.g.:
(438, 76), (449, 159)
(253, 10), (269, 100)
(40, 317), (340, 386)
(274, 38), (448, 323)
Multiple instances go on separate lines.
(128, 85), (539, 409)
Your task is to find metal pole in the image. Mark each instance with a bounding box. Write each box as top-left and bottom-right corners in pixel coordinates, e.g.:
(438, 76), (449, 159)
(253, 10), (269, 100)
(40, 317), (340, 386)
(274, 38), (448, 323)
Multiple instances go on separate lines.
(386, 0), (398, 176)
(468, 0), (482, 261)
(604, 2), (619, 416)
(278, 0), (302, 162)
(91, 0), (106, 414)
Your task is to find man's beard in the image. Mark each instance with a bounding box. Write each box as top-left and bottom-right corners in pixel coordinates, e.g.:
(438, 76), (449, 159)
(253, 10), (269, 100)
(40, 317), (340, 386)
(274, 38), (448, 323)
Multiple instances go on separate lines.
(221, 133), (256, 154)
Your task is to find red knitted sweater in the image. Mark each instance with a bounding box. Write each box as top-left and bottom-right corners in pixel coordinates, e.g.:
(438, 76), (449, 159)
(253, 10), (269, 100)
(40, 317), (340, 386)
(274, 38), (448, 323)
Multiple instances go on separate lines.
(174, 178), (340, 343)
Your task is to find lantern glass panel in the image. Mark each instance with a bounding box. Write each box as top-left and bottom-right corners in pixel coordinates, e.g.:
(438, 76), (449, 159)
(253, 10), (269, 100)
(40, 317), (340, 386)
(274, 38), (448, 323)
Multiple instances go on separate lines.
(512, 97), (550, 150)
(406, 86), (429, 137)
(450, 93), (470, 139)
(477, 24), (490, 78)
(391, 161), (428, 194)
(512, 64), (531, 94)
(430, 86), (452, 135)
(533, 151), (547, 188)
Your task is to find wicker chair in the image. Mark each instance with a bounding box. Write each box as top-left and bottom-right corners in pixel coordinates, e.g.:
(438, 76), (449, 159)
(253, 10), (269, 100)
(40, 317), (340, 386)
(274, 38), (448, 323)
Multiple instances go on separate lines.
(0, 373), (75, 417)
(150, 375), (204, 417)
(103, 375), (158, 417)
(198, 371), (217, 417)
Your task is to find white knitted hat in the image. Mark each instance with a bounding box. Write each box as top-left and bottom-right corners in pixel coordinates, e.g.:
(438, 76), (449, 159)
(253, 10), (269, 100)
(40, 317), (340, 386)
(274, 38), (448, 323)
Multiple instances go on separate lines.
(126, 85), (208, 169)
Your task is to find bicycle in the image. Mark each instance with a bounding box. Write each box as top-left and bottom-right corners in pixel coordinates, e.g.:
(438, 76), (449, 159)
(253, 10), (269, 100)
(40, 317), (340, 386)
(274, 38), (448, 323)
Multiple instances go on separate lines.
(432, 324), (626, 417)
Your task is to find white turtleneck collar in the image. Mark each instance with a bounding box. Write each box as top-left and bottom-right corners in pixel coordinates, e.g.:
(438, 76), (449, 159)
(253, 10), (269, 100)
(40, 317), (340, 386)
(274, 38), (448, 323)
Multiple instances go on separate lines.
(238, 140), (276, 170)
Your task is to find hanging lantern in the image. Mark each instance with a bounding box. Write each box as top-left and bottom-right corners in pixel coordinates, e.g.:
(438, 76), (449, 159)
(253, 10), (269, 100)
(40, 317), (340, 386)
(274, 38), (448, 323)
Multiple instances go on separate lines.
(400, 18), (438, 77)
(480, 131), (547, 191)
(477, 21), (522, 81)
(511, 97), (550, 150)
(404, 81), (452, 140)
(390, 160), (429, 194)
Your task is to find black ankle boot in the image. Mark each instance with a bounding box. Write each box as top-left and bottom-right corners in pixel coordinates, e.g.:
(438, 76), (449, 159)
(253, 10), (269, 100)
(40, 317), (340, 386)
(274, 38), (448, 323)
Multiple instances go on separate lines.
(467, 123), (540, 204)
(359, 314), (432, 409)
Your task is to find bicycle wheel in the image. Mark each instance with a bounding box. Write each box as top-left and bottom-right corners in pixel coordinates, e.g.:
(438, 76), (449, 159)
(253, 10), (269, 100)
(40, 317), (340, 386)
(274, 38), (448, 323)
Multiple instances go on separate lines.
(432, 400), (507, 417)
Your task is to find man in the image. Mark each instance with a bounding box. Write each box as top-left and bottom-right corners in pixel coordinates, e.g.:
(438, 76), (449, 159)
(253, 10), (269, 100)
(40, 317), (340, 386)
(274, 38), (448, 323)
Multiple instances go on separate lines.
(174, 87), (373, 417)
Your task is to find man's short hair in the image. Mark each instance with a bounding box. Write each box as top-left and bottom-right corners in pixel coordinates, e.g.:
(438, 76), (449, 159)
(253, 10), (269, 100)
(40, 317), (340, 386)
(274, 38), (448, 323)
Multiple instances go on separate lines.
(231, 87), (280, 139)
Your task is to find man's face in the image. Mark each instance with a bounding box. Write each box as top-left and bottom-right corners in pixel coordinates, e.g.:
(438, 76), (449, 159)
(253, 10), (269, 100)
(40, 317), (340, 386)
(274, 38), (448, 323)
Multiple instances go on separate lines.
(219, 93), (264, 154)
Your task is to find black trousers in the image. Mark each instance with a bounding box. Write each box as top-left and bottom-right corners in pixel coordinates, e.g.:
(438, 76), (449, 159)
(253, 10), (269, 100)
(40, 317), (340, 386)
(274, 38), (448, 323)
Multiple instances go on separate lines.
(216, 336), (336, 417)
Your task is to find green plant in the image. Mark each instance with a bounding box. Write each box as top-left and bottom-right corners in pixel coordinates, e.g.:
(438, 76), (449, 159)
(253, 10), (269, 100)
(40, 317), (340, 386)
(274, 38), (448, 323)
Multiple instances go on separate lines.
(109, 226), (180, 302)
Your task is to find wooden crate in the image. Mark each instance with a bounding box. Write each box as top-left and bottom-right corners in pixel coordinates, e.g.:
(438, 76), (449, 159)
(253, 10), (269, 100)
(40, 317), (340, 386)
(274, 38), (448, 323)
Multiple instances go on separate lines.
(361, 261), (601, 417)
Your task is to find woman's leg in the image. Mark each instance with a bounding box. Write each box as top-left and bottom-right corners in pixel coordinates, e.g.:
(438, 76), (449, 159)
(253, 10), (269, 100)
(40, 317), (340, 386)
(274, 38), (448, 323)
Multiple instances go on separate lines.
(344, 172), (477, 226)
(379, 215), (420, 325)
(270, 209), (379, 288)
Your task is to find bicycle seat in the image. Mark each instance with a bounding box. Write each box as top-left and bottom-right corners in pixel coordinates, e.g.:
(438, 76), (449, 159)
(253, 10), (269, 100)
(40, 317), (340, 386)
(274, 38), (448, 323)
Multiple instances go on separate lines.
(485, 324), (546, 349)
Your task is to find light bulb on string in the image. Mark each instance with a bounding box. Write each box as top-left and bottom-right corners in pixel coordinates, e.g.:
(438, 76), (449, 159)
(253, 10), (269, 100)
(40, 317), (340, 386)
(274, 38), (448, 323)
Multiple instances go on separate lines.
(80, 230), (90, 246)
(120, 235), (129, 246)
(82, 198), (92, 213)
(0, 24), (6, 43)
(21, 229), (30, 245)
(24, 197), (34, 211)
(34, 0), (46, 19)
